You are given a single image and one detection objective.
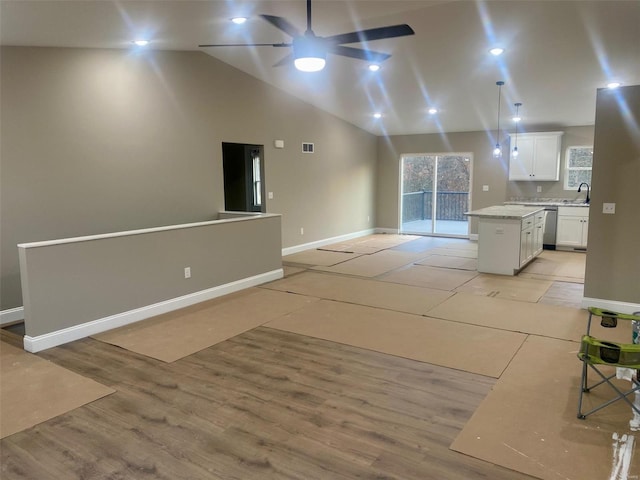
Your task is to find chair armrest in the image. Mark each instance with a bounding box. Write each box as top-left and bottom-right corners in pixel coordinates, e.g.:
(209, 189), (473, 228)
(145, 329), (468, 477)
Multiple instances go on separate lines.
(588, 307), (640, 322)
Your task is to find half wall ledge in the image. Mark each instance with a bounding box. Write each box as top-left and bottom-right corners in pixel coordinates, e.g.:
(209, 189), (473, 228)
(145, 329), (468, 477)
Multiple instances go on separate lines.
(18, 212), (283, 352)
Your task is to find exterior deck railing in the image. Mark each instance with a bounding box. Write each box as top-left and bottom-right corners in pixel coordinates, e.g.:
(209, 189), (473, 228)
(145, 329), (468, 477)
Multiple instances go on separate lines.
(402, 191), (469, 222)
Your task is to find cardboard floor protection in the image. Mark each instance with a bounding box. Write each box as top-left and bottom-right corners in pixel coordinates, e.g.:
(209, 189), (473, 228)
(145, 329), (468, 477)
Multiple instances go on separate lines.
(539, 281), (585, 309)
(415, 254), (478, 271)
(442, 241), (478, 251)
(425, 293), (633, 344)
(318, 234), (418, 254)
(283, 249), (362, 266)
(454, 273), (553, 303)
(379, 264), (479, 291)
(423, 247), (478, 259)
(262, 270), (453, 316)
(520, 250), (586, 280)
(283, 265), (306, 277)
(93, 289), (319, 363)
(312, 249), (426, 277)
(265, 299), (527, 378)
(451, 335), (640, 480)
(0, 342), (114, 439)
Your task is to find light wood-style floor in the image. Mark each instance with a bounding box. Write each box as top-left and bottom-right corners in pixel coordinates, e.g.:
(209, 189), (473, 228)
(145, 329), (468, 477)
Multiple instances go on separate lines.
(1, 235), (584, 479)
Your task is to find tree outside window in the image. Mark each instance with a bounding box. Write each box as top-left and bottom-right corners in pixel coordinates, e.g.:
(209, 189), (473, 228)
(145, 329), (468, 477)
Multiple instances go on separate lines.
(564, 146), (593, 190)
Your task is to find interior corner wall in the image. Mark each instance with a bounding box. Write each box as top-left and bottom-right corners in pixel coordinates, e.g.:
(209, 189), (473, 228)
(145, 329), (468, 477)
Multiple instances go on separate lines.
(0, 46), (377, 310)
(584, 85), (640, 305)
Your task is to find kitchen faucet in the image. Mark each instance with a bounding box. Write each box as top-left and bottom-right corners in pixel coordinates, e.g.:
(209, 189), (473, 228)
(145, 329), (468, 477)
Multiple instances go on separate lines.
(578, 182), (590, 204)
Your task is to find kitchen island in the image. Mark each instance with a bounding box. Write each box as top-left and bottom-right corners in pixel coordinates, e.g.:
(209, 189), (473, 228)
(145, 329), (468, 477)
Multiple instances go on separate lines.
(466, 205), (546, 275)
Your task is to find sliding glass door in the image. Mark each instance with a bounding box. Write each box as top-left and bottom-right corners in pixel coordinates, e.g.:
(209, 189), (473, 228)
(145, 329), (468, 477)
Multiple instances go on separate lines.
(400, 153), (471, 236)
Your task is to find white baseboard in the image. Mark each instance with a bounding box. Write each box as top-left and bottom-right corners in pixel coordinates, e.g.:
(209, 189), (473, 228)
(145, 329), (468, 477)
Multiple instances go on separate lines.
(23, 268), (284, 353)
(1, 306), (24, 325)
(282, 229), (375, 256)
(581, 297), (640, 315)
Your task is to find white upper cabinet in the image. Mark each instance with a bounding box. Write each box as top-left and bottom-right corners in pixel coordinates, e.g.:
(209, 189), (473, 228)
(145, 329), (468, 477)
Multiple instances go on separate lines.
(508, 132), (563, 181)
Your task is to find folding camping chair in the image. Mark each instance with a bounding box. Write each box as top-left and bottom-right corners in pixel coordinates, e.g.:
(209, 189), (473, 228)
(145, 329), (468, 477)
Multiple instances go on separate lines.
(577, 307), (640, 419)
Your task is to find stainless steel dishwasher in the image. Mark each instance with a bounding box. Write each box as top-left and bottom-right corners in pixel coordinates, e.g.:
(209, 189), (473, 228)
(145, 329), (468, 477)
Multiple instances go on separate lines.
(522, 204), (557, 249)
(541, 206), (558, 250)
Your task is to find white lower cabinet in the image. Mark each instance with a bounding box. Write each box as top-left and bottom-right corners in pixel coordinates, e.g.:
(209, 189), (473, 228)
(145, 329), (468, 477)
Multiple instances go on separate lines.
(557, 206), (589, 249)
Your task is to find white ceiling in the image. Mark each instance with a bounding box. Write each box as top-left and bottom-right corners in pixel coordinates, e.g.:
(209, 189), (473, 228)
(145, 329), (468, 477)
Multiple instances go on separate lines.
(2, 0), (639, 136)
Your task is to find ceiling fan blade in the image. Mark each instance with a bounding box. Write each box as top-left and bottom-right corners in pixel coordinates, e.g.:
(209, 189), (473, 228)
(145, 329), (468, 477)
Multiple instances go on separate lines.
(273, 53), (294, 67)
(260, 14), (301, 38)
(199, 42), (290, 48)
(327, 45), (391, 63)
(324, 24), (415, 45)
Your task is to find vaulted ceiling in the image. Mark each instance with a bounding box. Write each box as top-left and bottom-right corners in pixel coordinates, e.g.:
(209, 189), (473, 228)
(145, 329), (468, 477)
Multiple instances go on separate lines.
(2, 1), (639, 136)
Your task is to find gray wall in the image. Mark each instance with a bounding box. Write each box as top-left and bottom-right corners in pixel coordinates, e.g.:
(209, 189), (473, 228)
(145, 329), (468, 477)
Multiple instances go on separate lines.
(20, 215), (282, 337)
(0, 46), (377, 310)
(584, 86), (640, 305)
(376, 126), (594, 233)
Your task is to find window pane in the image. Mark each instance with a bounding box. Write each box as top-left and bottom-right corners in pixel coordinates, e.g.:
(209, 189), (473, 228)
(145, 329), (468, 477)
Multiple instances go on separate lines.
(567, 169), (592, 188)
(568, 147), (593, 168)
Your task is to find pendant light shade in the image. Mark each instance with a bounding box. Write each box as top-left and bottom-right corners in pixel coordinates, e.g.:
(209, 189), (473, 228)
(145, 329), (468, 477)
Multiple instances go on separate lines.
(512, 102), (522, 158)
(493, 81), (505, 158)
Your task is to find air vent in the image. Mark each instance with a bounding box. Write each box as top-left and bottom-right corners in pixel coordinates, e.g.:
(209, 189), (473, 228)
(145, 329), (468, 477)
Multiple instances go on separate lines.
(302, 142), (314, 153)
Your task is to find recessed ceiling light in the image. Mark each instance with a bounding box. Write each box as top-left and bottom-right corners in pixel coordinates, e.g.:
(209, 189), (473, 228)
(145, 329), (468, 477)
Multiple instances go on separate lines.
(132, 40), (149, 47)
(368, 64), (381, 72)
(373, 112), (382, 119)
(607, 82), (621, 89)
(489, 47), (504, 56)
(428, 108), (438, 115)
(231, 17), (248, 24)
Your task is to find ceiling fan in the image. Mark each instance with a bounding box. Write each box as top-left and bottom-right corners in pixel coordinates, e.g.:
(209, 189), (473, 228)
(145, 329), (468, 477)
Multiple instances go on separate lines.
(199, 0), (415, 72)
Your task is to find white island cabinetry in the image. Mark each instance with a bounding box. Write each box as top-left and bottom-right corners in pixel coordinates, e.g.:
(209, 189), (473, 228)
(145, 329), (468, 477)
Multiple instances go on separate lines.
(466, 206), (545, 275)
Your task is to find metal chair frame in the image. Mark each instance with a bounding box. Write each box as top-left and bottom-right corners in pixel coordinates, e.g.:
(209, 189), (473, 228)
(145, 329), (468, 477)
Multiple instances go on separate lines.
(577, 307), (640, 420)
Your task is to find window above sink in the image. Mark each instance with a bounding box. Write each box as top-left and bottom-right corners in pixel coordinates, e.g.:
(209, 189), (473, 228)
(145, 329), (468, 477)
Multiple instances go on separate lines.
(564, 146), (593, 190)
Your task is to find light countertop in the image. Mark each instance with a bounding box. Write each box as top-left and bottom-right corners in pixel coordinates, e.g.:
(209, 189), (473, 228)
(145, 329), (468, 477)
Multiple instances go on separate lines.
(465, 205), (545, 219)
(505, 200), (589, 207)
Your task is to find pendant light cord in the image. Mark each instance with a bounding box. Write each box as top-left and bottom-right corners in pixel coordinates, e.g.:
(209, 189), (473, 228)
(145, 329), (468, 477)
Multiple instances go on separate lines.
(494, 81), (505, 157)
(496, 81), (504, 142)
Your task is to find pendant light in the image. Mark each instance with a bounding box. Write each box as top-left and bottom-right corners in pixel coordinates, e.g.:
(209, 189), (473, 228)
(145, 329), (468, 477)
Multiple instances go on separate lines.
(512, 102), (522, 158)
(493, 81), (505, 158)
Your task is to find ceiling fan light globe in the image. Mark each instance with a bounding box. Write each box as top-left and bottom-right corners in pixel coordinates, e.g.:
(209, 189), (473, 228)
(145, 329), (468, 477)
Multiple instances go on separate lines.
(294, 56), (326, 72)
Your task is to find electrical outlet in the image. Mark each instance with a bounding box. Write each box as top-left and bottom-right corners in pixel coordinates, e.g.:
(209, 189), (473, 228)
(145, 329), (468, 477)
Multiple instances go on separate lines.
(268, 192), (274, 199)
(367, 215), (370, 223)
(603, 203), (616, 214)
(184, 267), (191, 279)
(537, 186), (542, 193)
(482, 185), (489, 191)
(300, 227), (304, 235)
